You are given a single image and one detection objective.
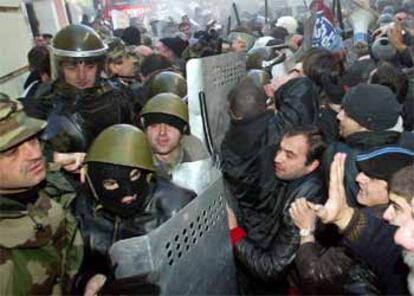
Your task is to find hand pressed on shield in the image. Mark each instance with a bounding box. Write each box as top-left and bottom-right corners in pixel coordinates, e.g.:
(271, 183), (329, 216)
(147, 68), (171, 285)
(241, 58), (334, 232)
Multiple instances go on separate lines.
(84, 274), (107, 296)
(310, 153), (354, 231)
(226, 204), (238, 230)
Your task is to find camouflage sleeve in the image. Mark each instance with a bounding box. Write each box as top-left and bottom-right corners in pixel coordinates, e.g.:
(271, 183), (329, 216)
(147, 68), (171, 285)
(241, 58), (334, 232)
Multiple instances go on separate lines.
(62, 209), (84, 294)
(0, 251), (14, 295)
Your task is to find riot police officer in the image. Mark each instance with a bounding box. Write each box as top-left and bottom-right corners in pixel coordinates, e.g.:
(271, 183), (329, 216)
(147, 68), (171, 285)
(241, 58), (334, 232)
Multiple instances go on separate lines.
(72, 124), (195, 294)
(25, 24), (135, 153)
(140, 93), (219, 193)
(143, 70), (187, 103)
(105, 37), (144, 114)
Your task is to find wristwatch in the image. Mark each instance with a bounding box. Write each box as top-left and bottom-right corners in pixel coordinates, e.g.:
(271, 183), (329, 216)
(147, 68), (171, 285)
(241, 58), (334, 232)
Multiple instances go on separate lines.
(299, 228), (314, 237)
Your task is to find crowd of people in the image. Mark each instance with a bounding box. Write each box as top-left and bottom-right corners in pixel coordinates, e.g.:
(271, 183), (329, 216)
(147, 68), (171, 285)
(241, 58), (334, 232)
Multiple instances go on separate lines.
(1, 0), (414, 294)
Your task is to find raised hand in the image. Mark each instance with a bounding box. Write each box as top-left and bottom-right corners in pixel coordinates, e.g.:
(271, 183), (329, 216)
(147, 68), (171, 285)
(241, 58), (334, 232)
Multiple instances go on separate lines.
(310, 153), (354, 230)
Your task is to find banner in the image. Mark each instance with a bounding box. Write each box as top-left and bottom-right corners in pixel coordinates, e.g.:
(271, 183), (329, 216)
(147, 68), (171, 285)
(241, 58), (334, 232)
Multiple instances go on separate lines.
(311, 1), (343, 51)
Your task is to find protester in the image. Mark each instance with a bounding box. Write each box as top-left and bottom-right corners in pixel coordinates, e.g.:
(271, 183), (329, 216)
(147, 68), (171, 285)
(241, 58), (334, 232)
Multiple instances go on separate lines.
(72, 124), (195, 294)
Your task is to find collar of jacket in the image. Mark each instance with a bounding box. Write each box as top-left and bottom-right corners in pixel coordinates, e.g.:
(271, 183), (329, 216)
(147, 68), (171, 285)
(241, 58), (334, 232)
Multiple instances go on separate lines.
(53, 79), (113, 98)
(230, 110), (273, 126)
(0, 191), (65, 248)
(345, 131), (400, 149)
(284, 168), (322, 189)
(225, 111), (274, 157)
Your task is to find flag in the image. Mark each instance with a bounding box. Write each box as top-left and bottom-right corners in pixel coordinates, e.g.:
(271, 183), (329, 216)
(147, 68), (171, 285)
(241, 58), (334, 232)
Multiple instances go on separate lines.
(311, 0), (343, 52)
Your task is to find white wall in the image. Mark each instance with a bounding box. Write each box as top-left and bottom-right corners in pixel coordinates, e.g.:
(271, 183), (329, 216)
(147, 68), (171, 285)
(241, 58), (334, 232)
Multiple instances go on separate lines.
(0, 0), (32, 97)
(33, 0), (66, 35)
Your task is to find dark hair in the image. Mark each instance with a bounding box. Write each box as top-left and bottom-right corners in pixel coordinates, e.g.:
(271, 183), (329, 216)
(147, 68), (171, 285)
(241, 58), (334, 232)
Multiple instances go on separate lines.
(370, 61), (409, 103)
(42, 33), (53, 39)
(27, 45), (50, 76)
(284, 125), (327, 165)
(227, 77), (267, 119)
(389, 164), (414, 202)
(121, 26), (141, 46)
(302, 47), (345, 87)
(140, 53), (173, 78)
(113, 28), (125, 38)
(343, 59), (376, 87)
(388, 164), (414, 203)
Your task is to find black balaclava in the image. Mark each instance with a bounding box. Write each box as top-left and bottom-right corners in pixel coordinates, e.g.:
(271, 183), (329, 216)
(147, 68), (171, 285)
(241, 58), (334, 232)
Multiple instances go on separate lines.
(87, 162), (150, 218)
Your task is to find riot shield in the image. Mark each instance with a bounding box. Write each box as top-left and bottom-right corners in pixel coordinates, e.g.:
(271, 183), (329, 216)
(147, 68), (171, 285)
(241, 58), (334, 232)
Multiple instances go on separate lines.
(172, 158), (221, 195)
(109, 176), (238, 295)
(187, 52), (246, 160)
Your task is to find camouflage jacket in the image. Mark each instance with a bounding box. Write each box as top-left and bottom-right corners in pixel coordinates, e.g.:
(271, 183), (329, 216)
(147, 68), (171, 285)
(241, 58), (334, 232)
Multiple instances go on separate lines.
(0, 173), (83, 295)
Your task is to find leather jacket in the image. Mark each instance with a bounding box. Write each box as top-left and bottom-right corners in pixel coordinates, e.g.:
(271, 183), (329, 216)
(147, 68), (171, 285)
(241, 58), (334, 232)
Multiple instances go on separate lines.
(72, 176), (196, 291)
(234, 171), (325, 293)
(221, 77), (320, 247)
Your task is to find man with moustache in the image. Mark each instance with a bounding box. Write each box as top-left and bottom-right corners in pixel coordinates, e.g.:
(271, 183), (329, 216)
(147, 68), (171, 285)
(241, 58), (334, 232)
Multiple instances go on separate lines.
(0, 97), (83, 294)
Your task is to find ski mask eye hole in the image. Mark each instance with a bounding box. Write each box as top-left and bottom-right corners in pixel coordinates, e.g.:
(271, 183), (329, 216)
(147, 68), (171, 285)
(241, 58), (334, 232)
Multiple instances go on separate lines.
(102, 179), (119, 191)
(130, 169), (141, 181)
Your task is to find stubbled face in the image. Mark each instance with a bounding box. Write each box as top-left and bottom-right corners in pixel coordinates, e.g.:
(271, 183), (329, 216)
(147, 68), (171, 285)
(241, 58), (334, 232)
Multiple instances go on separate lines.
(274, 135), (315, 181)
(355, 172), (389, 207)
(396, 219), (414, 252)
(396, 205), (414, 295)
(61, 60), (98, 89)
(384, 193), (413, 227)
(337, 109), (365, 138)
(402, 250), (414, 296)
(146, 123), (182, 157)
(0, 137), (45, 193)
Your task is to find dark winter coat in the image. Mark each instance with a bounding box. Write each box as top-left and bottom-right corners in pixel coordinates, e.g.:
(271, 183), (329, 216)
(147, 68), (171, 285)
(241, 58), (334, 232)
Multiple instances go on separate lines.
(71, 176), (195, 292)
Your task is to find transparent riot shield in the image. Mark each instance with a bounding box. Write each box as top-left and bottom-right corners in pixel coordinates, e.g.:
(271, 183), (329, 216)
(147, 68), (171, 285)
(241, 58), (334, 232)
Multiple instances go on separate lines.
(186, 52), (246, 160)
(109, 176), (238, 295)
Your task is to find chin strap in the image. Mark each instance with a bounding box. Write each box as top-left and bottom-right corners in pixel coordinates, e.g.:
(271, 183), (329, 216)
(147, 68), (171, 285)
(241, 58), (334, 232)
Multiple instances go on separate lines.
(85, 171), (100, 202)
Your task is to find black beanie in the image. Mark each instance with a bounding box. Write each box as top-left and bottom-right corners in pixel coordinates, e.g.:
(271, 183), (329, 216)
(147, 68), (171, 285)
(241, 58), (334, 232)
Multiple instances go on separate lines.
(356, 146), (414, 180)
(142, 113), (187, 134)
(160, 37), (188, 58)
(342, 84), (401, 131)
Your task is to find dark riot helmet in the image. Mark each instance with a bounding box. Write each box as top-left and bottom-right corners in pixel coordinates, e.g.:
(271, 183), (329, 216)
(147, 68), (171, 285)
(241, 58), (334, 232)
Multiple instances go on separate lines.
(246, 69), (271, 87)
(85, 124), (156, 172)
(50, 24), (108, 80)
(140, 93), (190, 134)
(246, 46), (286, 72)
(146, 71), (187, 100)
